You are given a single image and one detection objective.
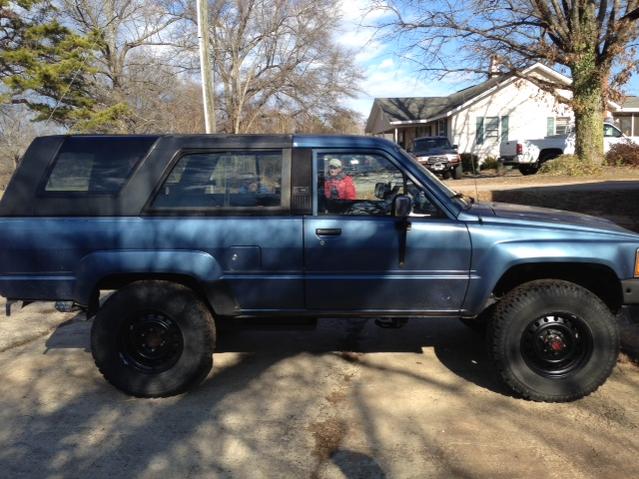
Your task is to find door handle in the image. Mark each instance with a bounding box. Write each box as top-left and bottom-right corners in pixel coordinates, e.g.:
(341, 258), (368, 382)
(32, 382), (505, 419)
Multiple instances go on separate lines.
(315, 228), (342, 236)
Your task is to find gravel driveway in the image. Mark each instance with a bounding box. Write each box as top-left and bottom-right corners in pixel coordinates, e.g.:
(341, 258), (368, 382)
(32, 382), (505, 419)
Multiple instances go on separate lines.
(0, 299), (638, 478)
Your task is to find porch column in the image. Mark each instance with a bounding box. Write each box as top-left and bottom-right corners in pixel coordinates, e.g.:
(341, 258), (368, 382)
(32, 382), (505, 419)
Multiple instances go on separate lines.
(394, 128), (398, 143)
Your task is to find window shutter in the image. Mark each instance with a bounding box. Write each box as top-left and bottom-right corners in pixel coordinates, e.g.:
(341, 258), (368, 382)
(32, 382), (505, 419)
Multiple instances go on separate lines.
(500, 116), (509, 142)
(476, 117), (485, 145)
(546, 117), (555, 136)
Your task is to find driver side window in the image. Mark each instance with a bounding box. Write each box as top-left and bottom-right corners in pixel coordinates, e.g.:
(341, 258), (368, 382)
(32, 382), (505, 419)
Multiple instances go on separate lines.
(315, 152), (437, 216)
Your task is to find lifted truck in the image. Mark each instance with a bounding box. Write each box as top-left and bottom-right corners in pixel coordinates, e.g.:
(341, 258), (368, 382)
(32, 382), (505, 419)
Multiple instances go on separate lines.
(1, 134), (638, 401)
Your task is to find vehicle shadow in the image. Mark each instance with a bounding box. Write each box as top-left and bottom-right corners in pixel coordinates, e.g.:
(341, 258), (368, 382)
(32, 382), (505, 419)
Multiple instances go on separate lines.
(44, 315), (512, 398)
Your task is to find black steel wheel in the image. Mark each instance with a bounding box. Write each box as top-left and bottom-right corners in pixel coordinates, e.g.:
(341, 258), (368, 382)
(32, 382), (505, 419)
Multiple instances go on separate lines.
(118, 311), (184, 374)
(488, 280), (619, 402)
(91, 280), (215, 397)
(520, 313), (593, 378)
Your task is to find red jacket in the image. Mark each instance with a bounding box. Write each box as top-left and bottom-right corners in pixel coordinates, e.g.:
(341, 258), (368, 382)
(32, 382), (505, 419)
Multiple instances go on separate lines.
(324, 174), (356, 200)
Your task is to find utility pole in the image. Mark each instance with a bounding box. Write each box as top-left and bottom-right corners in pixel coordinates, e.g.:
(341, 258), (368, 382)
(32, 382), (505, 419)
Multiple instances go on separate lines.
(196, 0), (216, 133)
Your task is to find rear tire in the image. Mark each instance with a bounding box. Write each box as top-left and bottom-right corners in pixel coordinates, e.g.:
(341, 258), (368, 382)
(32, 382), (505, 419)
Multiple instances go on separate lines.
(91, 280), (215, 398)
(518, 163), (539, 175)
(488, 280), (619, 402)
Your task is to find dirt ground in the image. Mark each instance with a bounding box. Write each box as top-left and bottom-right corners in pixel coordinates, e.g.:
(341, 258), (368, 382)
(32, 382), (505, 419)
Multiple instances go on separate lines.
(0, 299), (638, 479)
(1, 171), (639, 477)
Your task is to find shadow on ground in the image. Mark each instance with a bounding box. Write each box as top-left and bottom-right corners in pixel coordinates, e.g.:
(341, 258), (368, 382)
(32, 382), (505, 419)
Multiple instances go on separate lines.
(45, 316), (509, 397)
(1, 314), (637, 478)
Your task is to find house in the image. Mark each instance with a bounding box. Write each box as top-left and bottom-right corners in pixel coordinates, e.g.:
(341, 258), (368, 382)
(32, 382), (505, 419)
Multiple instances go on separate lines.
(611, 96), (639, 137)
(365, 63), (576, 159)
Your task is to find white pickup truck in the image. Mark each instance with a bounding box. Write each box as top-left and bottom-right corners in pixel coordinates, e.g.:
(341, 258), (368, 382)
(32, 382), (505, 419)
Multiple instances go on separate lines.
(499, 122), (630, 175)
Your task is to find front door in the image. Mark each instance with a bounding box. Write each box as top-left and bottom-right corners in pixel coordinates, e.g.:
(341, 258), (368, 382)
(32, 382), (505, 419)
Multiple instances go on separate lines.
(304, 151), (471, 313)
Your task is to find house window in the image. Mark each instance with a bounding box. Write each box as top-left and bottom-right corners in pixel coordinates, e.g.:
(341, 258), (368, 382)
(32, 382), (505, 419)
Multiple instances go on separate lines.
(555, 117), (571, 135)
(547, 116), (571, 136)
(485, 117), (500, 139)
(618, 116), (632, 136)
(437, 119), (447, 136)
(476, 116), (508, 145)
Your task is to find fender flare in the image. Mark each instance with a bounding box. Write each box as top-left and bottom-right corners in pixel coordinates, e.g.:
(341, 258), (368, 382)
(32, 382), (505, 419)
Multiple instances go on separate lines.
(74, 250), (223, 306)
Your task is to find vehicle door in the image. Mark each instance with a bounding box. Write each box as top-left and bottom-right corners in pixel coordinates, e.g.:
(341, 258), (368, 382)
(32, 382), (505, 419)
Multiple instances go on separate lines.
(604, 124), (625, 152)
(303, 150), (471, 313)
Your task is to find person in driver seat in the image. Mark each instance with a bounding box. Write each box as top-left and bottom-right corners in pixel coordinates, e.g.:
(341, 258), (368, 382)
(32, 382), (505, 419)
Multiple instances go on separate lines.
(324, 158), (356, 200)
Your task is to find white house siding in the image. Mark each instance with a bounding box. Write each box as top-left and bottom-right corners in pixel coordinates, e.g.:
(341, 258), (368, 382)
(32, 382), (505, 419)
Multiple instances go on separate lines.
(450, 78), (572, 159)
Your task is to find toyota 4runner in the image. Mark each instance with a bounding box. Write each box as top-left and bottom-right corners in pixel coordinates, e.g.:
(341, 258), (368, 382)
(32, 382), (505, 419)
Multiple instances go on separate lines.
(1, 134), (638, 401)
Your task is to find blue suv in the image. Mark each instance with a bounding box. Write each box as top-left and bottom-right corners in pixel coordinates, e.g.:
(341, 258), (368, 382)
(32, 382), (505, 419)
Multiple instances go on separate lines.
(0, 134), (637, 401)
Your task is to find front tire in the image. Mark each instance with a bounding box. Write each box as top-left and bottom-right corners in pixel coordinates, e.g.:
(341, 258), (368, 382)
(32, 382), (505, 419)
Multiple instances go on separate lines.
(91, 280), (215, 398)
(452, 164), (463, 179)
(488, 280), (619, 402)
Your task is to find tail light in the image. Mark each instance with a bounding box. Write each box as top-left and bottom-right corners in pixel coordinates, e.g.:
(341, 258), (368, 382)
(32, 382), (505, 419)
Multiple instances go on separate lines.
(516, 143), (523, 155)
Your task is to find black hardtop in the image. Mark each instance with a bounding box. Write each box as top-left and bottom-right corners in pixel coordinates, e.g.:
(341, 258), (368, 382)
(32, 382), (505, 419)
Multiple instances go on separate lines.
(0, 133), (398, 217)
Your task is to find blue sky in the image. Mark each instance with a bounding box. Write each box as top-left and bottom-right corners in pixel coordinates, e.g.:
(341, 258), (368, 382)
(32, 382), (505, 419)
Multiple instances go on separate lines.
(338, 0), (639, 120)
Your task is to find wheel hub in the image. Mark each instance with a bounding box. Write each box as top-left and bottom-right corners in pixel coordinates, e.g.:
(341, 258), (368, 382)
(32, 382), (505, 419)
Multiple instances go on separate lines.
(118, 311), (184, 374)
(521, 314), (593, 378)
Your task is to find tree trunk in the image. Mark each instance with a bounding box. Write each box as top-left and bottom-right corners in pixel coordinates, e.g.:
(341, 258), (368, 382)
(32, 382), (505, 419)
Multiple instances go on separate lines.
(570, 5), (604, 164)
(571, 62), (604, 164)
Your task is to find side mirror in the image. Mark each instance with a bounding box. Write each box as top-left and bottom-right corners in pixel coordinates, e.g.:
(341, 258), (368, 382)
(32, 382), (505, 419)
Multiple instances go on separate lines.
(393, 195), (412, 218)
(452, 145), (458, 150)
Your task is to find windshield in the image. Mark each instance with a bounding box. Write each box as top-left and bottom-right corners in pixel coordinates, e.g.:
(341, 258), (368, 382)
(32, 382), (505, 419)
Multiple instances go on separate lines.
(413, 137), (451, 152)
(396, 147), (470, 208)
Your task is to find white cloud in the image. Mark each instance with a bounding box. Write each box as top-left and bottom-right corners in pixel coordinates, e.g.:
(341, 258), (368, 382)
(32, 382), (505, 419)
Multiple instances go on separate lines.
(345, 57), (454, 118)
(339, 0), (389, 23)
(378, 58), (395, 69)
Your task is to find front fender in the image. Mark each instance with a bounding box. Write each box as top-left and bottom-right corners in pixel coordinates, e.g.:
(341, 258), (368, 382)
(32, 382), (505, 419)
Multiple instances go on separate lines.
(462, 238), (626, 315)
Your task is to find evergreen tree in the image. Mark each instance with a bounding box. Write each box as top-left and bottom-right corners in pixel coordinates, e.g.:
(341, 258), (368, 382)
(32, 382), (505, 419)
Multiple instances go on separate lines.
(0, 0), (95, 125)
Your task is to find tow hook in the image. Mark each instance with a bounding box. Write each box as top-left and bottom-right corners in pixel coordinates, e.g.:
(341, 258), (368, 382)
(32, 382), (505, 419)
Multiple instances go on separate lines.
(375, 318), (408, 329)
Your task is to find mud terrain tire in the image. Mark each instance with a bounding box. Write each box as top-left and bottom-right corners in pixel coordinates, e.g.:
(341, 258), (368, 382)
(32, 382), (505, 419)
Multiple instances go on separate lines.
(488, 280), (619, 402)
(91, 280), (215, 398)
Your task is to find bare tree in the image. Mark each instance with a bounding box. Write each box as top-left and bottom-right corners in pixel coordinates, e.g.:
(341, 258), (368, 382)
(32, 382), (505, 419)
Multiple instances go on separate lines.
(175, 0), (362, 134)
(0, 106), (61, 180)
(58, 0), (182, 131)
(377, 0), (639, 163)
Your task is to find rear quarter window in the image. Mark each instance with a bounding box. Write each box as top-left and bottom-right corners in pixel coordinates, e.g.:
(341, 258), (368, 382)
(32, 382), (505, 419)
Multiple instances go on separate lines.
(44, 136), (156, 194)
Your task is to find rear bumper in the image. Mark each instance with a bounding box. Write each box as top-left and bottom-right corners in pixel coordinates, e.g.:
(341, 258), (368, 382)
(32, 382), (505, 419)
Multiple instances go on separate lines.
(500, 155), (534, 166)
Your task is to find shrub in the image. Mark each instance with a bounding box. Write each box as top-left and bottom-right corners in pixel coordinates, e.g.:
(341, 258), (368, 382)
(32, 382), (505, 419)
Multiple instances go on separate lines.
(460, 153), (479, 172)
(538, 154), (602, 176)
(480, 156), (500, 171)
(605, 141), (639, 167)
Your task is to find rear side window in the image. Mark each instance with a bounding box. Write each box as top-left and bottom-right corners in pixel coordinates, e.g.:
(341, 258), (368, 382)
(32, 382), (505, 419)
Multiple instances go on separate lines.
(44, 137), (156, 194)
(152, 151), (283, 209)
